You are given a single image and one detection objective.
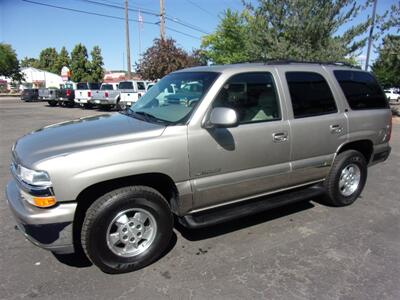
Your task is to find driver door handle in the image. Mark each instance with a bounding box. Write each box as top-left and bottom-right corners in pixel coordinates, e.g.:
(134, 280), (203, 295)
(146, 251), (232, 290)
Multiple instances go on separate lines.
(273, 132), (288, 142)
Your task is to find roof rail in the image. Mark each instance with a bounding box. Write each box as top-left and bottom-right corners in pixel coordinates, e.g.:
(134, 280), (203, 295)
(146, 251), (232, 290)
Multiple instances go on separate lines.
(222, 59), (360, 68)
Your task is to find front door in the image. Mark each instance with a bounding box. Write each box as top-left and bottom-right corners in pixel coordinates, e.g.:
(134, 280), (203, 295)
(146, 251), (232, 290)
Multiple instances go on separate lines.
(188, 72), (291, 211)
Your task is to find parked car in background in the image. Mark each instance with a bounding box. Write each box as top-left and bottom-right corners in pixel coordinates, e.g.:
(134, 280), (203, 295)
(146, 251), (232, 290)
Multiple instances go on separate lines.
(384, 88), (400, 102)
(56, 83), (75, 107)
(38, 87), (58, 102)
(20, 88), (39, 102)
(92, 83), (120, 110)
(119, 80), (147, 109)
(146, 82), (155, 90)
(74, 82), (101, 109)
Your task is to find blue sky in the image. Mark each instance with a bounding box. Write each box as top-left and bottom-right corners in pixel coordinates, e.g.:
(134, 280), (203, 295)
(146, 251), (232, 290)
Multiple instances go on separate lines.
(0, 0), (397, 71)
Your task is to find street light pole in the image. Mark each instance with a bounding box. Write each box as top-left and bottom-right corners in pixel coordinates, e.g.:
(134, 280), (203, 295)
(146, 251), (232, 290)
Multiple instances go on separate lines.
(125, 0), (132, 79)
(365, 0), (378, 71)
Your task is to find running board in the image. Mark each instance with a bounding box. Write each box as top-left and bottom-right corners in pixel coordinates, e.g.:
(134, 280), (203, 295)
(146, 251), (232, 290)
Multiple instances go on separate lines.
(179, 184), (325, 229)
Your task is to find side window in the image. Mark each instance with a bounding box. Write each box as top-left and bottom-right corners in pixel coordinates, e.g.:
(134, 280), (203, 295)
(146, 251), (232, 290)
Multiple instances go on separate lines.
(213, 73), (281, 124)
(333, 70), (388, 110)
(286, 72), (337, 118)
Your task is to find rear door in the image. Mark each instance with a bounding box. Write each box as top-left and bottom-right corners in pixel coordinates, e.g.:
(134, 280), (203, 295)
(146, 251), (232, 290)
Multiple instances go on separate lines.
(278, 68), (348, 186)
(188, 71), (291, 211)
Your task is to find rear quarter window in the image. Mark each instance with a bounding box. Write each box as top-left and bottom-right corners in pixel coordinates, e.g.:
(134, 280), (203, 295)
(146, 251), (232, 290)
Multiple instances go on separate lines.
(333, 70), (388, 110)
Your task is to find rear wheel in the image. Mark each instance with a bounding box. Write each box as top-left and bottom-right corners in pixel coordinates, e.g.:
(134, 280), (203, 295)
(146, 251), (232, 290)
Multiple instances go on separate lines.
(324, 150), (367, 206)
(81, 186), (173, 274)
(116, 100), (126, 111)
(48, 100), (57, 106)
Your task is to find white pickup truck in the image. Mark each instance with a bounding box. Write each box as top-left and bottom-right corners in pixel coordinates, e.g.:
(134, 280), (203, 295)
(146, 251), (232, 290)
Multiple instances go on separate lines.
(118, 80), (147, 109)
(74, 82), (101, 108)
(384, 89), (400, 102)
(92, 83), (120, 110)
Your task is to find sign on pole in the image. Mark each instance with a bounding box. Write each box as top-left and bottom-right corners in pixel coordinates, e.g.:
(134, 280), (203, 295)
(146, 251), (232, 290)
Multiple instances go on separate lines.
(61, 66), (71, 81)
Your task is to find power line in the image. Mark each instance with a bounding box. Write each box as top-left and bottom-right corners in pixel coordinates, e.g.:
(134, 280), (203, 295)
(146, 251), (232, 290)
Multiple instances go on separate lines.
(184, 0), (215, 17)
(21, 0), (201, 40)
(77, 0), (209, 35)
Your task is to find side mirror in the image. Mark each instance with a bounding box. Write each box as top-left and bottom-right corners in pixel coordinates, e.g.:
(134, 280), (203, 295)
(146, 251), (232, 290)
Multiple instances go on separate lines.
(209, 107), (238, 128)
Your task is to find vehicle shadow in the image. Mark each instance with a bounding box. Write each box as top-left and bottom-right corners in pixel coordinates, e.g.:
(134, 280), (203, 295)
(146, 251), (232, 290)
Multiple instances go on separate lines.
(175, 199), (317, 241)
(52, 231), (178, 270)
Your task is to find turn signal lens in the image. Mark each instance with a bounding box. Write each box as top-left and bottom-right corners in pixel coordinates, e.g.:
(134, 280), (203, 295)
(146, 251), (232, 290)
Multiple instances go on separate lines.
(32, 196), (57, 208)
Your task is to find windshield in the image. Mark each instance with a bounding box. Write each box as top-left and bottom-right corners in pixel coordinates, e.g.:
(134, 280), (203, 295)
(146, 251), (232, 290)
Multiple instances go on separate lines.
(119, 81), (134, 90)
(101, 84), (114, 90)
(128, 72), (219, 124)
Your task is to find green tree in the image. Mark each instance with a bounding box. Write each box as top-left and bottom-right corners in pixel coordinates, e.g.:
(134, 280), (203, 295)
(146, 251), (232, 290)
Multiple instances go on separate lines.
(380, 2), (399, 33)
(372, 35), (400, 88)
(53, 47), (70, 75)
(201, 9), (251, 64)
(88, 46), (104, 82)
(203, 0), (374, 64)
(36, 47), (59, 73)
(0, 43), (22, 81)
(136, 38), (203, 80)
(20, 57), (39, 68)
(70, 43), (91, 82)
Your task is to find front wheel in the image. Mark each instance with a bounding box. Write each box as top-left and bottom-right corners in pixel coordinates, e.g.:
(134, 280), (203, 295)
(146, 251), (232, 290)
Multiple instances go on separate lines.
(81, 186), (173, 274)
(324, 150), (367, 206)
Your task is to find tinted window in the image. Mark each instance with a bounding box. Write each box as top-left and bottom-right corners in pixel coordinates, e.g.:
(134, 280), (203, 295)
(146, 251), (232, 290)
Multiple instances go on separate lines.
(333, 70), (388, 110)
(213, 72), (280, 124)
(286, 72), (337, 118)
(88, 83), (101, 90)
(101, 84), (114, 90)
(119, 81), (134, 89)
(76, 83), (89, 90)
(137, 81), (146, 90)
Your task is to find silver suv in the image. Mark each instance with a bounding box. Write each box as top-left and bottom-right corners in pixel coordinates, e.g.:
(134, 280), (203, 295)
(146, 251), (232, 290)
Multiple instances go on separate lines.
(6, 62), (392, 273)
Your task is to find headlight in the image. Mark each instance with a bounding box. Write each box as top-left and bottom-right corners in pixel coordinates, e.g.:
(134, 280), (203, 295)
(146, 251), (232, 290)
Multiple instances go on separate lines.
(16, 165), (52, 186)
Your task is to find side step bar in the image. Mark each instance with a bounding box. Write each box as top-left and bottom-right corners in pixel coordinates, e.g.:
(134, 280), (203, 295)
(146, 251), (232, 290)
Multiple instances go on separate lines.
(179, 184), (325, 229)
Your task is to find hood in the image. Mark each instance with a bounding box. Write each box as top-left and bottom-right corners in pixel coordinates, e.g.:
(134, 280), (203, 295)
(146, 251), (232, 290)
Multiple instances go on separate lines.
(13, 113), (166, 167)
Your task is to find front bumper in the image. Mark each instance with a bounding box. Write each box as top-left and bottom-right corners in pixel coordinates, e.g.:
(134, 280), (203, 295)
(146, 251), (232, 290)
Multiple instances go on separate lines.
(5, 179), (77, 254)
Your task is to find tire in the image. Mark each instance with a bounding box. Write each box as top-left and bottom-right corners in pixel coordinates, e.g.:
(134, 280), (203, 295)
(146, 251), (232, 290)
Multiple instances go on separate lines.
(324, 150), (367, 206)
(81, 186), (173, 274)
(116, 100), (126, 111)
(48, 100), (57, 106)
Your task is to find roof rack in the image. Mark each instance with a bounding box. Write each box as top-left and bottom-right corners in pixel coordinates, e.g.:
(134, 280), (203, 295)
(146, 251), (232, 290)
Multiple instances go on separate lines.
(223, 59), (360, 68)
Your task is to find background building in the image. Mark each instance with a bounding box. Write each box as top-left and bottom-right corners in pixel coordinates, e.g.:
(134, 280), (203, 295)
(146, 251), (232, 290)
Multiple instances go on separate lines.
(20, 67), (63, 89)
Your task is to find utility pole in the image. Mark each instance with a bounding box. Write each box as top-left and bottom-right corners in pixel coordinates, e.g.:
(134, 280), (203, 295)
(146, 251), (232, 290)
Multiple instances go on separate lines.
(159, 0), (165, 40)
(365, 0), (378, 71)
(125, 0), (132, 79)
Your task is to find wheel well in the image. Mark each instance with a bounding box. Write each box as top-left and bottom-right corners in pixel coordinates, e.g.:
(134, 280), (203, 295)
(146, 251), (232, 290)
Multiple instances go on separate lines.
(72, 173), (178, 251)
(337, 140), (373, 162)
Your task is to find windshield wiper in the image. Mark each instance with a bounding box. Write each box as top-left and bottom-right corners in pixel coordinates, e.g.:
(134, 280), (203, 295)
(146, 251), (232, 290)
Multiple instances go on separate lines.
(131, 110), (173, 125)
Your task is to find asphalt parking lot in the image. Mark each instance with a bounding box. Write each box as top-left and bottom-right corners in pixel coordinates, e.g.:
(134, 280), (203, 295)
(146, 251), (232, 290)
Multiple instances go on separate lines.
(0, 97), (399, 300)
